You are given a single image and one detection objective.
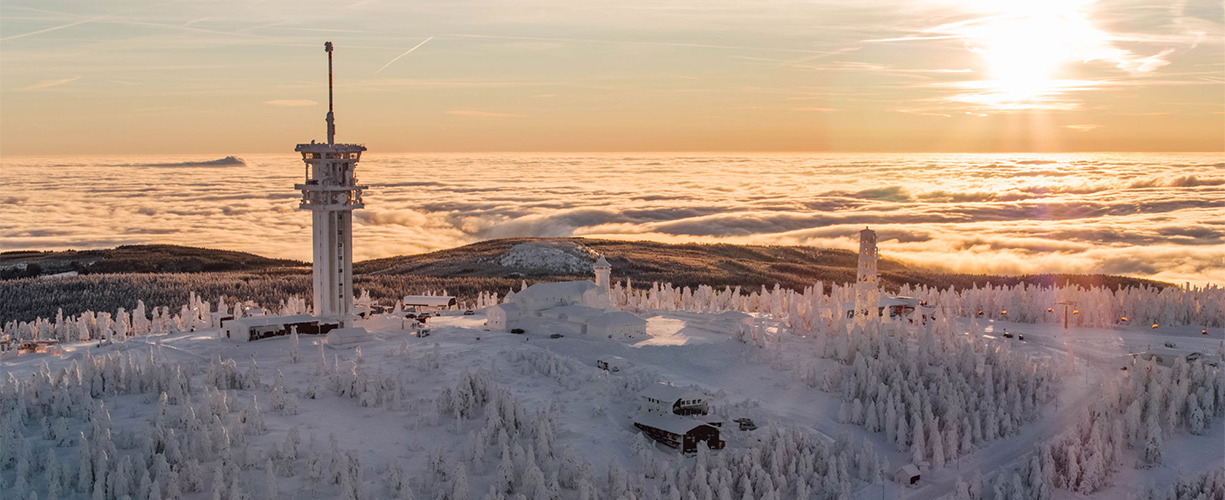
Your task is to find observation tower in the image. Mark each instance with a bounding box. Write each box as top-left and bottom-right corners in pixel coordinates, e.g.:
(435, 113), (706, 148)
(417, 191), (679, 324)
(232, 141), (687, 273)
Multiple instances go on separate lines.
(294, 41), (368, 328)
(855, 227), (880, 311)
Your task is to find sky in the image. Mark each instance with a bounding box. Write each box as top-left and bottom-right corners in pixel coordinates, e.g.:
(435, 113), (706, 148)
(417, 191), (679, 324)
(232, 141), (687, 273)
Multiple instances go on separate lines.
(1, 0), (1223, 154)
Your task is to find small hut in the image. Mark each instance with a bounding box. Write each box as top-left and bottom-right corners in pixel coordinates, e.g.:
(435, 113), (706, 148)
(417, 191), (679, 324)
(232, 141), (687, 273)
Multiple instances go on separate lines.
(894, 464), (920, 486)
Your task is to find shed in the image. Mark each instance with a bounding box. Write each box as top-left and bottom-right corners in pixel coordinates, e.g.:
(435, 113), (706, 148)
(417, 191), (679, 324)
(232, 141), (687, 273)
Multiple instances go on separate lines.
(633, 413), (725, 453)
(894, 464), (920, 486)
(487, 303), (521, 332)
(640, 383), (708, 416)
(586, 311), (646, 339)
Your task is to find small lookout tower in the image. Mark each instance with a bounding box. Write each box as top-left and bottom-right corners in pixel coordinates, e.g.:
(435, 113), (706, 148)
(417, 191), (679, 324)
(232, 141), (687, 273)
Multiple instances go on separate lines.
(594, 255), (611, 295)
(294, 42), (368, 328)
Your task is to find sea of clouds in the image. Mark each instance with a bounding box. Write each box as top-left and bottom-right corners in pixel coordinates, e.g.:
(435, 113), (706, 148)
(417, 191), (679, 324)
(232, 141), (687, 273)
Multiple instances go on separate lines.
(2, 153), (1222, 285)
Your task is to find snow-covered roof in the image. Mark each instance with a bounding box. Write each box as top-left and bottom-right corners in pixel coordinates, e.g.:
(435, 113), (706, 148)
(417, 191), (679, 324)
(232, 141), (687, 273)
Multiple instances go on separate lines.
(895, 464), (920, 477)
(586, 311), (646, 328)
(489, 303), (521, 315)
(594, 255), (611, 268)
(402, 295), (456, 307)
(634, 413), (712, 436)
(882, 296), (920, 307)
(540, 304), (606, 323)
(640, 383), (704, 404)
(514, 281), (601, 302)
(225, 314), (317, 329)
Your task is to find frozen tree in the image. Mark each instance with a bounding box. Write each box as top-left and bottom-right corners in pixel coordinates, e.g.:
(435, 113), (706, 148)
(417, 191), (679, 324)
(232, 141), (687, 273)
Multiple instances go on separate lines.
(911, 418), (926, 465)
(229, 473), (244, 500)
(265, 459), (277, 500)
(77, 433), (92, 493)
(931, 422), (945, 469)
(289, 327), (300, 363)
(1188, 393), (1205, 435)
(895, 415), (909, 452)
(451, 463), (470, 500)
(1144, 415), (1163, 466)
(497, 445), (515, 494)
(212, 463), (225, 500)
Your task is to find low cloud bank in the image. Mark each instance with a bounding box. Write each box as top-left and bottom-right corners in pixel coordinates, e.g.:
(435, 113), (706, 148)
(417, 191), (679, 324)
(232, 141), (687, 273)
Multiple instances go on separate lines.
(2, 153), (1222, 286)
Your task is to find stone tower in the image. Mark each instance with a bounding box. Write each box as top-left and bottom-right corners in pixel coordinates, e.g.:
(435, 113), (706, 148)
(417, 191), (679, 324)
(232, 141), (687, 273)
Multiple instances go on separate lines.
(855, 227), (880, 313)
(857, 227), (878, 287)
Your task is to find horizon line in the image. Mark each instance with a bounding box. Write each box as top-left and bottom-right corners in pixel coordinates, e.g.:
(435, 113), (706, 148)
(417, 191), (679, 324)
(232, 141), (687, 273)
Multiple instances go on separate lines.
(3, 150), (1223, 157)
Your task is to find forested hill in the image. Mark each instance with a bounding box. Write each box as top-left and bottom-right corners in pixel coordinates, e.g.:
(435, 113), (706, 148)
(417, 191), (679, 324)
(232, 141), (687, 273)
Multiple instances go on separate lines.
(353, 237), (1171, 293)
(0, 245), (305, 279)
(0, 238), (1172, 323)
(1, 239), (1170, 292)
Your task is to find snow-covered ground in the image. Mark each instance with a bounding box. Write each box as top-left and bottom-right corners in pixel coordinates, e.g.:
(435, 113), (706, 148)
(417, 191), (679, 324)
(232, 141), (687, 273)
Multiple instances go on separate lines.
(2, 309), (1221, 500)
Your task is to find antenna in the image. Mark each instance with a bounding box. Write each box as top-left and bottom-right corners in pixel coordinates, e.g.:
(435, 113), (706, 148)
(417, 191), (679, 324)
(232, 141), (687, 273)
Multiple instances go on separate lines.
(325, 41), (335, 145)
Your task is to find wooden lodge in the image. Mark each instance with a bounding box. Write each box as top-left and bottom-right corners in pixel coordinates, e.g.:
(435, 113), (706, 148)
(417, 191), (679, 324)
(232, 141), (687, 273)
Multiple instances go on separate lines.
(634, 413), (725, 453)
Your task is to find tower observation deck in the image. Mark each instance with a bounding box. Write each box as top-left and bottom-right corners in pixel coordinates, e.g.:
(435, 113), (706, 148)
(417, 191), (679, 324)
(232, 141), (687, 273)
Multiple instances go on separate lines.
(294, 41), (367, 327)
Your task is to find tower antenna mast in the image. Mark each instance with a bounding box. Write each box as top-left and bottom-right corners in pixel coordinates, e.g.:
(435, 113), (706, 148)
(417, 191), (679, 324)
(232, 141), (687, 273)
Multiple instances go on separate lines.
(325, 41), (335, 145)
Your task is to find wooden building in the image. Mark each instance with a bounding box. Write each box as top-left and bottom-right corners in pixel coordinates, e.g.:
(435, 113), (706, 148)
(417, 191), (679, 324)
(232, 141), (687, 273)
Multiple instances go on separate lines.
(634, 413), (725, 453)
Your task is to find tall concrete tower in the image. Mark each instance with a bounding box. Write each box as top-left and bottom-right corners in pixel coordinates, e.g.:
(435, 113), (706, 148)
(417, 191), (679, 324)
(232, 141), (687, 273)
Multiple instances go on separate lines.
(294, 41), (367, 328)
(593, 255), (611, 295)
(855, 227), (880, 313)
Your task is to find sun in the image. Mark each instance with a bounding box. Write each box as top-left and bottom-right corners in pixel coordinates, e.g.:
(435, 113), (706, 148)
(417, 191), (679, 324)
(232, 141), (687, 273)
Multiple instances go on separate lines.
(946, 0), (1107, 108)
(981, 16), (1068, 99)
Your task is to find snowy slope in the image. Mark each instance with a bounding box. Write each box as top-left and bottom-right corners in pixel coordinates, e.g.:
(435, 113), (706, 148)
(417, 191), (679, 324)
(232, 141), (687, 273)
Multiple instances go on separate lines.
(1, 308), (1221, 500)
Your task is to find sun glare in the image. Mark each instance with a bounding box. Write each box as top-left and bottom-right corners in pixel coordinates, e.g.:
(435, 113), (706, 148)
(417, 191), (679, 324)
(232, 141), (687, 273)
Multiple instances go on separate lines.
(947, 0), (1108, 108)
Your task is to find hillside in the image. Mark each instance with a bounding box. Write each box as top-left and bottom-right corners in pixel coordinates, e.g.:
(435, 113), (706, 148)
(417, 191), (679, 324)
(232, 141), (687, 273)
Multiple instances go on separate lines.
(355, 237), (1171, 293)
(0, 238), (1172, 323)
(0, 244), (306, 278)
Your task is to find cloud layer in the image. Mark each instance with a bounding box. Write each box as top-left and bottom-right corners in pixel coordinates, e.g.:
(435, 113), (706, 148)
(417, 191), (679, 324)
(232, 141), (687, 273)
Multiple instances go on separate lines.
(1, 153), (1222, 286)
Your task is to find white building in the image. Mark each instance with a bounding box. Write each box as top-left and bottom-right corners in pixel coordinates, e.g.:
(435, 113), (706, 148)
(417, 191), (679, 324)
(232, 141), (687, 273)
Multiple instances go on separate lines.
(487, 303), (520, 331)
(639, 383), (709, 416)
(222, 314), (320, 342)
(484, 255), (647, 337)
(513, 280), (610, 312)
(586, 310), (646, 339)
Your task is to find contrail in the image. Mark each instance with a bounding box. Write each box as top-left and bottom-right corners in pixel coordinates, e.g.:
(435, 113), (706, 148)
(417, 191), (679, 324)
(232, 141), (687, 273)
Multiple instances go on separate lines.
(1, 20), (91, 41)
(376, 36), (433, 74)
